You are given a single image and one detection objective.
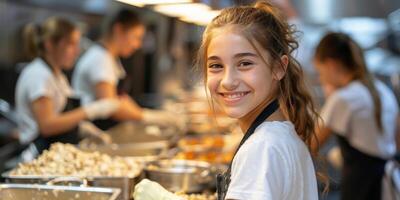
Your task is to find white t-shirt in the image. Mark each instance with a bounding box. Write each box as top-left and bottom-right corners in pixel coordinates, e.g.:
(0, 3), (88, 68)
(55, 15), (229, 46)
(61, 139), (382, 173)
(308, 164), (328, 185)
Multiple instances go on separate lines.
(226, 121), (318, 200)
(15, 58), (72, 144)
(72, 44), (126, 105)
(321, 80), (398, 159)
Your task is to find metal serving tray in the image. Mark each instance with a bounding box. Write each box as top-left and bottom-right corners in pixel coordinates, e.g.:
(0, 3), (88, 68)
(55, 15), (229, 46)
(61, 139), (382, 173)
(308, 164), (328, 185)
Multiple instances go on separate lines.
(0, 183), (120, 200)
(2, 173), (140, 200)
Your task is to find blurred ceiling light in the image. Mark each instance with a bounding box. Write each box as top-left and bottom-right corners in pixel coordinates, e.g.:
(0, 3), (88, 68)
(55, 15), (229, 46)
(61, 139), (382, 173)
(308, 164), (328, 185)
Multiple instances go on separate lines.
(180, 10), (220, 26)
(154, 3), (211, 18)
(115, 0), (192, 7)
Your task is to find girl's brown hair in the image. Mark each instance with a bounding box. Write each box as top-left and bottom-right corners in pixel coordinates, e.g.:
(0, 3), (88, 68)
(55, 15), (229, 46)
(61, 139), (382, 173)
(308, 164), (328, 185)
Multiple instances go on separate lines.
(314, 32), (383, 132)
(23, 17), (77, 60)
(196, 0), (328, 191)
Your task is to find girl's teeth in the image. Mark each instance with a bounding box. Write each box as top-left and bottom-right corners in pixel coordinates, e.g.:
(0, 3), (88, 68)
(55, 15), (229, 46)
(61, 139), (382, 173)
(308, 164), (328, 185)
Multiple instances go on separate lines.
(225, 92), (246, 99)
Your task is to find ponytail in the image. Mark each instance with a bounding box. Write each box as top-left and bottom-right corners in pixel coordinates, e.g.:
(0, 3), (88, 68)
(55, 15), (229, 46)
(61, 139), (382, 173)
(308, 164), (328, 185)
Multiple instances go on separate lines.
(348, 40), (383, 131)
(23, 23), (42, 60)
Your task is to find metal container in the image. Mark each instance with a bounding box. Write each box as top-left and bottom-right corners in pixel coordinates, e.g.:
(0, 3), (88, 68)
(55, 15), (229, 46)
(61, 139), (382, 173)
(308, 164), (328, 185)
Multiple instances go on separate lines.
(79, 142), (169, 162)
(144, 159), (214, 193)
(0, 183), (121, 200)
(1, 172), (140, 200)
(78, 122), (175, 161)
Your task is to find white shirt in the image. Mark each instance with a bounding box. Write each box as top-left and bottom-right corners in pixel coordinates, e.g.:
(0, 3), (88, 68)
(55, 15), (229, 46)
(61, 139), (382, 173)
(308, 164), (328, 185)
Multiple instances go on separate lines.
(72, 44), (126, 105)
(15, 58), (72, 144)
(226, 121), (318, 200)
(321, 80), (398, 159)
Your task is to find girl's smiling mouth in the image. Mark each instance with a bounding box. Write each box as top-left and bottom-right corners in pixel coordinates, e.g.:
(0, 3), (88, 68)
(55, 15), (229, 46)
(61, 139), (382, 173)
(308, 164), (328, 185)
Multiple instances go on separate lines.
(218, 91), (251, 105)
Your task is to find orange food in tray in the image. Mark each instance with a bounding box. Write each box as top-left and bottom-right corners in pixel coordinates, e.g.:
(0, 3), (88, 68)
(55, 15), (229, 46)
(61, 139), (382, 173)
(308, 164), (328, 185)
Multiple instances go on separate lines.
(175, 151), (233, 164)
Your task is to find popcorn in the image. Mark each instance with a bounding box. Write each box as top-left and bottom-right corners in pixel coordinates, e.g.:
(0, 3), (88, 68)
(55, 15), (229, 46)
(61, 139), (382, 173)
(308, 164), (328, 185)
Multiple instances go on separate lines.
(11, 143), (141, 177)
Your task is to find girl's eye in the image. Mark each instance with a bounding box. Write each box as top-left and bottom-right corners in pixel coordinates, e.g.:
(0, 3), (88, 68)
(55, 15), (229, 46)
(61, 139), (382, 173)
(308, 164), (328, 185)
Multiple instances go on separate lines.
(208, 63), (223, 69)
(238, 61), (254, 68)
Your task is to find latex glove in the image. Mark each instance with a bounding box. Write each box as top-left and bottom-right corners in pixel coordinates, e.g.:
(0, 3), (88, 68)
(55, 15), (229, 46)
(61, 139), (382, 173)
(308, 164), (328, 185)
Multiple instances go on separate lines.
(133, 179), (183, 200)
(78, 121), (112, 144)
(142, 109), (186, 130)
(83, 99), (119, 120)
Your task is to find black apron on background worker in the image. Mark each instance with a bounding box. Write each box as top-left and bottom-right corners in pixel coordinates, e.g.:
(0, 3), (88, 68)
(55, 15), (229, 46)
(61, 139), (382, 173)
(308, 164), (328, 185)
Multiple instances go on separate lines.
(336, 134), (387, 200)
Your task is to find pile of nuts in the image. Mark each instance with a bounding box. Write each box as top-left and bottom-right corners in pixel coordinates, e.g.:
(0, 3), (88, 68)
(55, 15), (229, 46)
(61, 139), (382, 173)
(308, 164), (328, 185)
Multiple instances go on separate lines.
(11, 143), (141, 177)
(175, 192), (217, 200)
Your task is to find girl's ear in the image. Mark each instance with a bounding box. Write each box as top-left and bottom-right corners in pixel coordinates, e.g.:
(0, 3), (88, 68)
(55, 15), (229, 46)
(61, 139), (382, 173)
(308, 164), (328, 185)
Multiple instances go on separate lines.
(272, 55), (289, 80)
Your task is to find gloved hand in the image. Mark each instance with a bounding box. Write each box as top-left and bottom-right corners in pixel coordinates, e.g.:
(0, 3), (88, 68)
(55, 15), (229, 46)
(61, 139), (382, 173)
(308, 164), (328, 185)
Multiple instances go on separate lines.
(133, 179), (183, 200)
(78, 121), (112, 144)
(142, 109), (186, 130)
(83, 98), (119, 120)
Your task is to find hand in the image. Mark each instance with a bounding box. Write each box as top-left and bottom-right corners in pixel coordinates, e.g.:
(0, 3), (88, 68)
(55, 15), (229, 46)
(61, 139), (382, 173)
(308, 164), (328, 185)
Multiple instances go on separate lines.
(83, 98), (119, 120)
(142, 109), (186, 129)
(78, 121), (112, 144)
(133, 179), (183, 200)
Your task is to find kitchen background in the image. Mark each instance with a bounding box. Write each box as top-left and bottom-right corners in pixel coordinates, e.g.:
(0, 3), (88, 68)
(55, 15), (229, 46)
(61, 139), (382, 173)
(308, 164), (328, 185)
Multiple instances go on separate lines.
(0, 0), (399, 199)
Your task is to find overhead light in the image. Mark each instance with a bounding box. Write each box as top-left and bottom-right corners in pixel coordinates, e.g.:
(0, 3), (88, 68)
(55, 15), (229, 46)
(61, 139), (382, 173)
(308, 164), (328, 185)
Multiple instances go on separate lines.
(180, 10), (220, 26)
(154, 3), (211, 18)
(115, 0), (220, 26)
(115, 0), (192, 7)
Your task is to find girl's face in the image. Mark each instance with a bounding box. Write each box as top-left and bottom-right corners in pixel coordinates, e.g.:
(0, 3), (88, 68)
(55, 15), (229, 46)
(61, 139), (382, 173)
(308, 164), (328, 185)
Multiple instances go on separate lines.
(206, 28), (279, 119)
(313, 58), (342, 88)
(52, 29), (81, 70)
(115, 24), (145, 58)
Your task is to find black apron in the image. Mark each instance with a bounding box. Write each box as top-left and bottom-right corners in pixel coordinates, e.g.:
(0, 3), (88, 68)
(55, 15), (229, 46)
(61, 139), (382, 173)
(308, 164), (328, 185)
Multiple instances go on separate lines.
(32, 97), (81, 154)
(337, 135), (386, 200)
(216, 99), (279, 200)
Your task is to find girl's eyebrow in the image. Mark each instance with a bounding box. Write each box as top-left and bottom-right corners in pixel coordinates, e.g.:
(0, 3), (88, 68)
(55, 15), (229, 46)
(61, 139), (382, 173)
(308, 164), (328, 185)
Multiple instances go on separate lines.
(207, 55), (220, 61)
(234, 52), (258, 58)
(207, 52), (258, 61)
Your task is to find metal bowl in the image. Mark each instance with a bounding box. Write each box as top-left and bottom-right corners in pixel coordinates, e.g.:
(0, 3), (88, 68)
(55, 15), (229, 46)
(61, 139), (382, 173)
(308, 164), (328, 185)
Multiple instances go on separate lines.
(144, 159), (214, 193)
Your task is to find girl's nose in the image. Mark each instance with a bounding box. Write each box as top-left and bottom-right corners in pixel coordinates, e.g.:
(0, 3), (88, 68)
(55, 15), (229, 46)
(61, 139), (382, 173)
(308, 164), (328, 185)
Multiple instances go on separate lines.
(221, 67), (239, 90)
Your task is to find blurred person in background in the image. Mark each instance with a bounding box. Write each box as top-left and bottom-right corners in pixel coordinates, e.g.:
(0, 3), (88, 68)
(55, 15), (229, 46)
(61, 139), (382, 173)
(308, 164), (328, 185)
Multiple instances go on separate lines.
(72, 9), (183, 131)
(313, 32), (399, 200)
(16, 17), (119, 161)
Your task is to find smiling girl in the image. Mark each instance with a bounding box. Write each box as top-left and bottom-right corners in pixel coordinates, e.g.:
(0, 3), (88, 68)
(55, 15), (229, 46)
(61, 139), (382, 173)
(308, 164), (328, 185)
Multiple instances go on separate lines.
(134, 1), (320, 200)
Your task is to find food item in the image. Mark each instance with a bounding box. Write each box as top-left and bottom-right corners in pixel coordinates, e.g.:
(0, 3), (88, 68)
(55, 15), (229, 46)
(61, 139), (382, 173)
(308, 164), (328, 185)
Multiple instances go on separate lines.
(176, 135), (232, 164)
(175, 192), (217, 200)
(174, 151), (233, 164)
(178, 135), (224, 151)
(11, 143), (141, 177)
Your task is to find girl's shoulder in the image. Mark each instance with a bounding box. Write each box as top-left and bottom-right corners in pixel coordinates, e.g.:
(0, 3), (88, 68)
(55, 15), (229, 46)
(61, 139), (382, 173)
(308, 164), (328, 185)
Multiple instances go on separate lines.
(251, 121), (297, 143)
(21, 58), (53, 79)
(244, 121), (308, 156)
